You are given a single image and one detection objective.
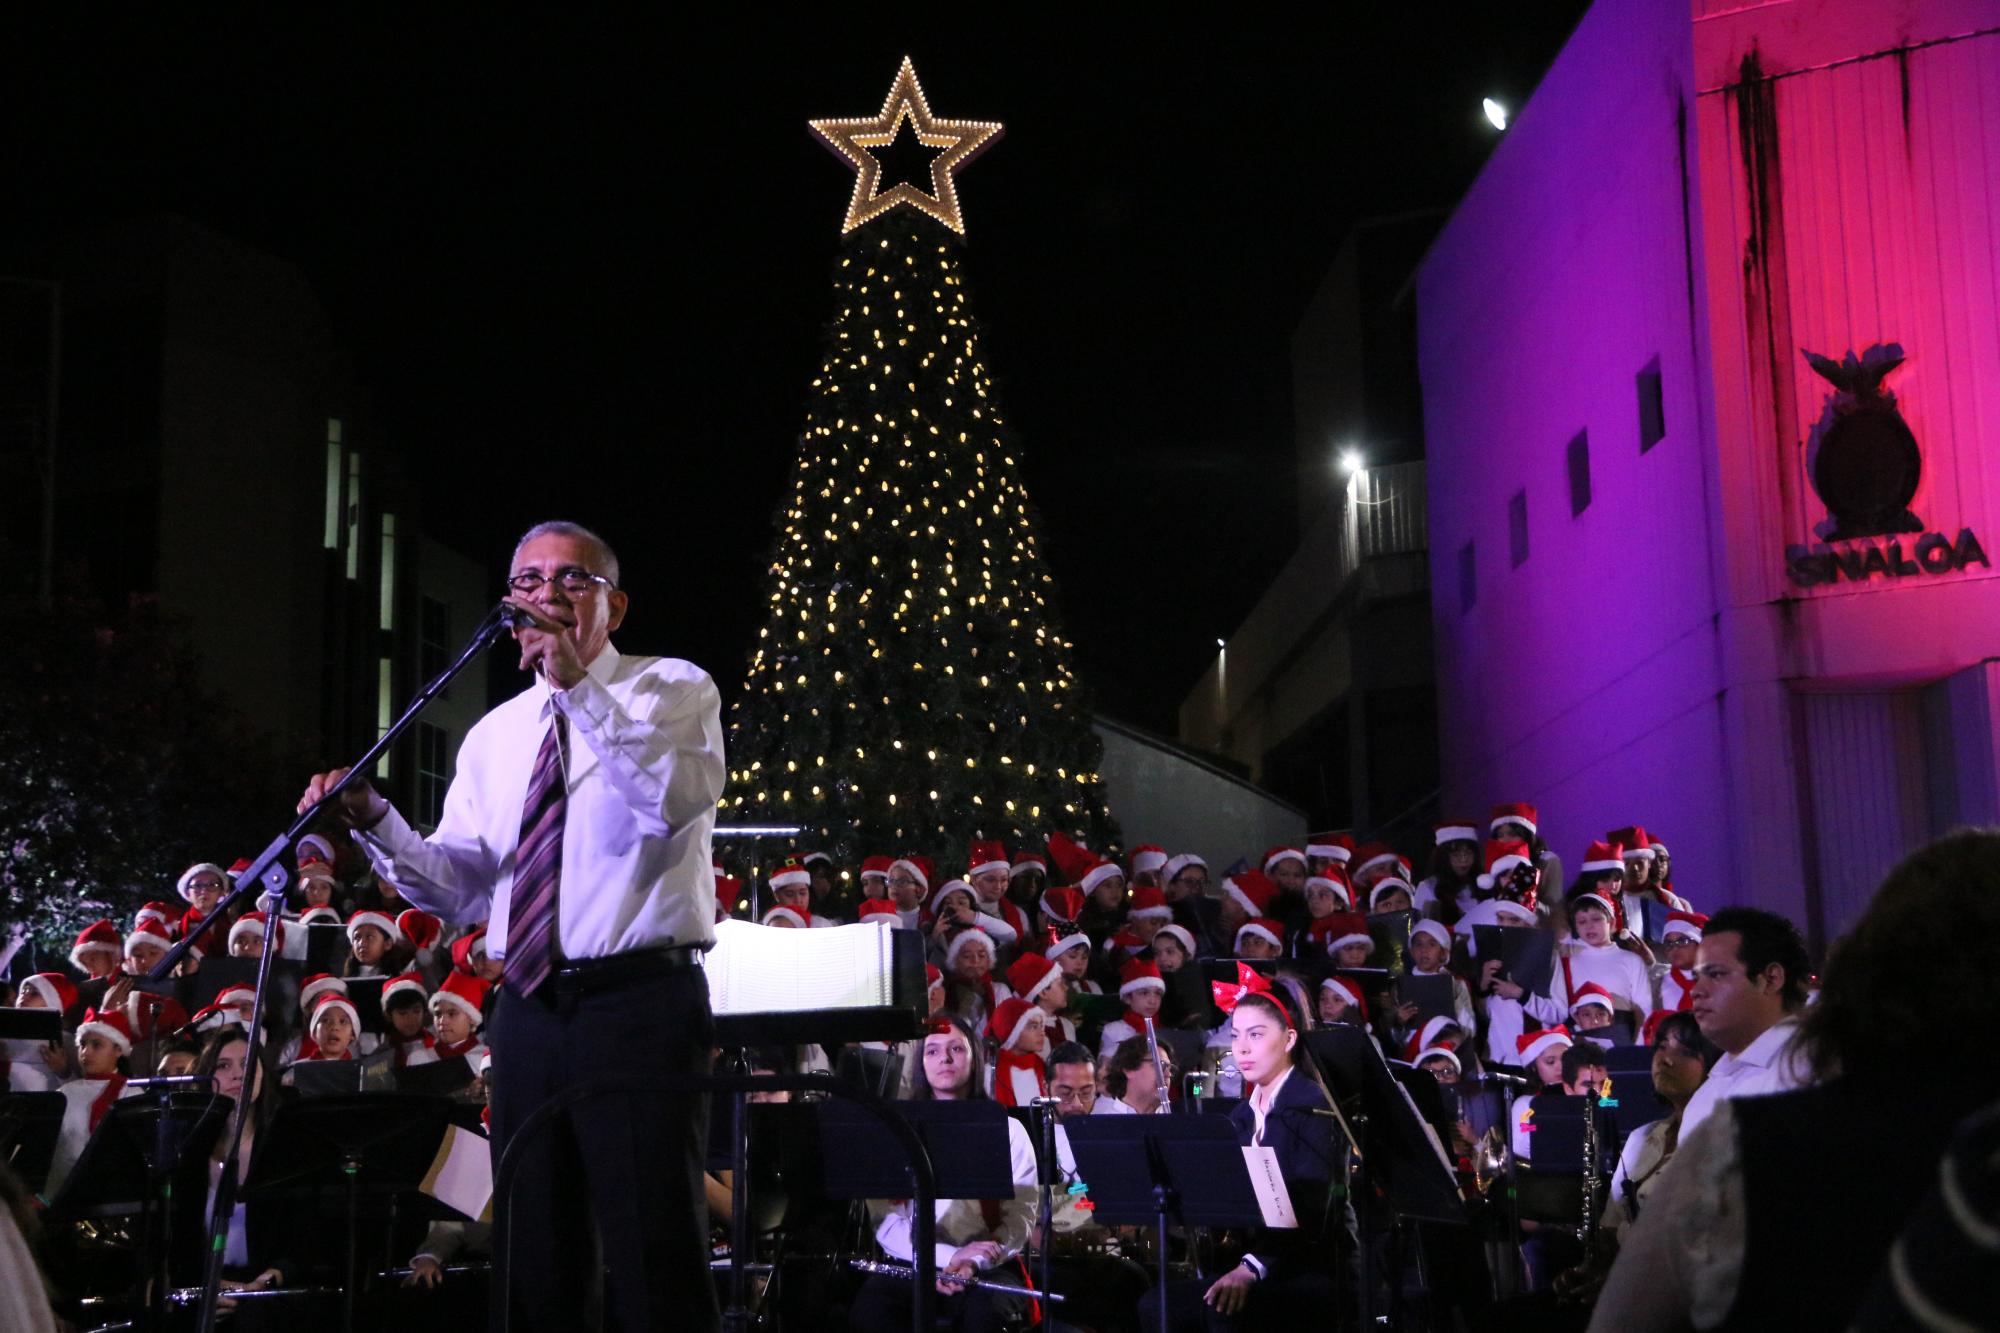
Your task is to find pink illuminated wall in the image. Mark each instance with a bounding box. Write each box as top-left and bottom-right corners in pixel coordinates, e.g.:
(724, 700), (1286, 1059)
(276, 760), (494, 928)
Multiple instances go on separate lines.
(1420, 0), (2000, 944)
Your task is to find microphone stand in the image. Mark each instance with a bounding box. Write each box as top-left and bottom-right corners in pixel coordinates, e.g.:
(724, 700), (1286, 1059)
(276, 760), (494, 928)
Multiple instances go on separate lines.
(1029, 1096), (1058, 1327)
(145, 603), (522, 1333)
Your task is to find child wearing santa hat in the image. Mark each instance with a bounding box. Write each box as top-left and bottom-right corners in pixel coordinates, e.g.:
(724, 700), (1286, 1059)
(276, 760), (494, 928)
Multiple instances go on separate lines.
(1005, 952), (1074, 1045)
(941, 925), (1010, 1034)
(430, 972), (492, 1069)
(1044, 924), (1101, 997)
(1097, 959), (1166, 1065)
(1234, 917), (1288, 962)
(1317, 975), (1368, 1027)
(299, 993), (362, 1065)
(47, 1008), (142, 1196)
(343, 909), (408, 979)
(1392, 919), (1478, 1038)
(989, 998), (1049, 1107)
(1510, 1027), (1575, 1160)
(378, 973), (438, 1069)
(1649, 911), (1707, 1012)
(1568, 982), (1619, 1037)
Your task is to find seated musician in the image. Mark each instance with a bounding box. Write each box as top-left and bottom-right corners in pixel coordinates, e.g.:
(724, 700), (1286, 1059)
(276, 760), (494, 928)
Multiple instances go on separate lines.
(186, 1025), (309, 1318)
(847, 1015), (1037, 1333)
(1143, 981), (1342, 1329)
(1046, 1043), (1152, 1333)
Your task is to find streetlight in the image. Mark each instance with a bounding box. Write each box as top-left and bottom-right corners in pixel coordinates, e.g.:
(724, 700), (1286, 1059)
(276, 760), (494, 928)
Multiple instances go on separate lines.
(1339, 449), (1365, 476)
(1483, 98), (1509, 131)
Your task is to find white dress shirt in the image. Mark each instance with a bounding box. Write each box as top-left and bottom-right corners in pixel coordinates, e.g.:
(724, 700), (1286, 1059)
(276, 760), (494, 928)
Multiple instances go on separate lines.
(1679, 1017), (1808, 1140)
(356, 645), (725, 961)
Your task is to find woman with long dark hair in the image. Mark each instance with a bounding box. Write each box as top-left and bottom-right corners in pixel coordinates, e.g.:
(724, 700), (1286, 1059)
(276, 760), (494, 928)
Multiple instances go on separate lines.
(186, 1024), (305, 1315)
(1144, 984), (1342, 1328)
(846, 1015), (1038, 1333)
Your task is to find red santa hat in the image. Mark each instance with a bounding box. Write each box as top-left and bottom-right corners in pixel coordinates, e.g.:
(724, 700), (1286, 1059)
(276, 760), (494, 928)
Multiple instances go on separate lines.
(1415, 1046), (1461, 1073)
(1128, 885), (1172, 920)
(70, 918), (123, 969)
(1047, 832), (1124, 895)
(1579, 841), (1626, 875)
(1662, 910), (1707, 942)
(1221, 870), (1279, 919)
(1609, 826), (1655, 860)
(1516, 1026), (1573, 1066)
(123, 990), (189, 1039)
(226, 857), (254, 879)
(761, 905), (808, 929)
(1161, 852), (1207, 883)
(890, 855), (934, 893)
(1154, 923), (1197, 959)
(1490, 802), (1539, 836)
(296, 832), (339, 867)
(227, 911), (284, 952)
(1454, 897), (1541, 937)
(1569, 982), (1615, 1016)
(1117, 958), (1166, 997)
(449, 928), (490, 973)
(432, 971), (490, 1022)
(1649, 833), (1670, 855)
(1569, 893), (1617, 922)
(1367, 877), (1417, 909)
(299, 973), (348, 1012)
(1261, 845), (1307, 874)
(1079, 859), (1124, 895)
(1039, 886), (1084, 924)
(1433, 821), (1481, 847)
(944, 926), (998, 970)
(769, 860), (811, 891)
(1319, 974), (1366, 1011)
(175, 862), (230, 903)
(1410, 918), (1452, 951)
(802, 851), (834, 869)
(857, 897), (903, 925)
(134, 901), (179, 936)
(1128, 844), (1168, 876)
(967, 840), (1009, 879)
(214, 984), (258, 1011)
(930, 878), (976, 913)
(124, 920), (174, 958)
(397, 909), (443, 953)
(925, 964), (943, 991)
(1303, 873), (1352, 910)
(299, 905), (343, 927)
(989, 996), (1042, 1050)
(1009, 849), (1049, 879)
(77, 1006), (137, 1054)
(1641, 1008), (1677, 1044)
(1351, 843), (1403, 880)
(1045, 926), (1091, 961)
(1306, 832), (1356, 864)
(17, 971), (78, 1013)
(1321, 913), (1373, 956)
(382, 972), (429, 1007)
(1005, 952), (1062, 1004)
(860, 855), (894, 883)
(309, 992), (361, 1036)
(1234, 917), (1287, 954)
(346, 909), (403, 946)
(714, 875), (743, 914)
(1475, 840), (1535, 891)
(296, 851), (337, 888)
(1403, 1015), (1461, 1062)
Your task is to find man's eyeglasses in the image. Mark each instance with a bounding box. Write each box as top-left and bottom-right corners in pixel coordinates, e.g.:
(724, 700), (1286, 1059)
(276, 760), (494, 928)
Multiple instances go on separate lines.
(507, 567), (615, 596)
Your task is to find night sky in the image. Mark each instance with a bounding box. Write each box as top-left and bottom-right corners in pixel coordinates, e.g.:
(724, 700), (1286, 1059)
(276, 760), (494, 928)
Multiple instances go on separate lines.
(3, 10), (1586, 735)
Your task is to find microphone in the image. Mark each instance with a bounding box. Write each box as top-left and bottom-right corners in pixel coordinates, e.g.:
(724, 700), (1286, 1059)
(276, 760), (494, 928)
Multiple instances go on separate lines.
(494, 601), (534, 629)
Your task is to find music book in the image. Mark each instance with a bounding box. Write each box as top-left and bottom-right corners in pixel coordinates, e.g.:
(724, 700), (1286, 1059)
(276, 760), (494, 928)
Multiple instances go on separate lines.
(1397, 972), (1457, 1026)
(1471, 925), (1555, 997)
(705, 919), (896, 1014)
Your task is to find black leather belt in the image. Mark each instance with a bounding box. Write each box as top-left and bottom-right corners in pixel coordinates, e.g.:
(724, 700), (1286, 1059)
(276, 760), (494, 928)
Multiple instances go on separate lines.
(551, 944), (702, 993)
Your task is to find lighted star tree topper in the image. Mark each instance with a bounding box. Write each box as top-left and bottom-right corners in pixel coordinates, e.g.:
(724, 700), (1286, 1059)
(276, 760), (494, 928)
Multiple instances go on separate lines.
(722, 57), (1120, 878)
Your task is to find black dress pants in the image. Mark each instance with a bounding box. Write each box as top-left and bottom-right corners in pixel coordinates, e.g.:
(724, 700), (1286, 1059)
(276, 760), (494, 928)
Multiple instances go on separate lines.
(488, 961), (715, 1333)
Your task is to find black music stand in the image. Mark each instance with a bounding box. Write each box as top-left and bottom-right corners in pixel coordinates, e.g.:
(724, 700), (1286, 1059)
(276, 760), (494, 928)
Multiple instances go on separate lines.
(246, 1092), (457, 1333)
(1063, 1115), (1266, 1333)
(0, 1091), (64, 1195)
(1600, 1044), (1669, 1139)
(46, 1086), (230, 1327)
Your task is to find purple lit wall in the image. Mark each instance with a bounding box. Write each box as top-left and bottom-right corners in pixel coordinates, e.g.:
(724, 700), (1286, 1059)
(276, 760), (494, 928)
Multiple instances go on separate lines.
(1419, 0), (2000, 946)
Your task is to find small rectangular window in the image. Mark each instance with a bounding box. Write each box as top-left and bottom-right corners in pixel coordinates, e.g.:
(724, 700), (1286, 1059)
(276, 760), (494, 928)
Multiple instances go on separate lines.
(417, 721), (449, 828)
(1568, 429), (1592, 515)
(1509, 490), (1529, 568)
(378, 514), (398, 632)
(345, 454), (363, 580)
(323, 430), (342, 550)
(1458, 540), (1477, 614)
(1638, 357), (1665, 451)
(377, 657), (393, 780)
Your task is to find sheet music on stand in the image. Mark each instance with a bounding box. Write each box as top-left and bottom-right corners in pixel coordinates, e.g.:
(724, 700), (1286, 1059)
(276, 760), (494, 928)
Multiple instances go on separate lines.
(705, 919), (925, 1046)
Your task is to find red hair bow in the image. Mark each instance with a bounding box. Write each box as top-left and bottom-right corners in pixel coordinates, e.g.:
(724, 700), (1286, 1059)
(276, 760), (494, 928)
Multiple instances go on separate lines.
(1212, 962), (1292, 1028)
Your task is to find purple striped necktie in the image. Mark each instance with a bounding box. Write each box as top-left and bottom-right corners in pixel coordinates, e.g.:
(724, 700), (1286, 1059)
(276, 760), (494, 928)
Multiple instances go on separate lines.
(505, 713), (567, 996)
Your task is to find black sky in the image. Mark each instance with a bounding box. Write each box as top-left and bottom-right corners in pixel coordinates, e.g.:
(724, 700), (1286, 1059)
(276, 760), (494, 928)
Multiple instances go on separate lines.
(2, 10), (1586, 735)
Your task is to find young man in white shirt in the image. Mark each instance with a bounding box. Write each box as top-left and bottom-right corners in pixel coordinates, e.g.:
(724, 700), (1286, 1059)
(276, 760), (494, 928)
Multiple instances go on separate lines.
(1680, 906), (1812, 1138)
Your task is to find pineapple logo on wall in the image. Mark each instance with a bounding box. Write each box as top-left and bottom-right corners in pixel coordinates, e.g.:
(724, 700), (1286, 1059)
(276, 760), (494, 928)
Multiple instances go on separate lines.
(1785, 342), (1989, 588)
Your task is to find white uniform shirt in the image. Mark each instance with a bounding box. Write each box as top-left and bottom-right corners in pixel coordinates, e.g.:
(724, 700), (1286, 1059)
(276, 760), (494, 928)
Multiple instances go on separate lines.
(357, 646), (725, 961)
(1679, 1017), (1808, 1140)
(872, 1114), (1038, 1270)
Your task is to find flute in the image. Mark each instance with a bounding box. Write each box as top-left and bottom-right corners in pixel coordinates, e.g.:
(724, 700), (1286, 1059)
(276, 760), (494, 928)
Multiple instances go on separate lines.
(846, 1258), (1065, 1303)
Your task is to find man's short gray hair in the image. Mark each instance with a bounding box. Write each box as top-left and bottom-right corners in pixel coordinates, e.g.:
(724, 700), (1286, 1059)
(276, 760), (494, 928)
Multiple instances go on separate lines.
(512, 521), (622, 588)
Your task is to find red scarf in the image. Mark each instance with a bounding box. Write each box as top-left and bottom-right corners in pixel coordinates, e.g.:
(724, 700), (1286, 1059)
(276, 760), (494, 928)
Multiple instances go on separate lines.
(994, 1048), (1047, 1107)
(1120, 1008), (1155, 1035)
(1664, 968), (1697, 1011)
(89, 1075), (129, 1133)
(436, 1036), (482, 1061)
(389, 1031), (435, 1069)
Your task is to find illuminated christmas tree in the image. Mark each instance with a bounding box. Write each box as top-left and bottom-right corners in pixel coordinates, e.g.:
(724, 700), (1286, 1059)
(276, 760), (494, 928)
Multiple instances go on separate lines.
(722, 57), (1119, 869)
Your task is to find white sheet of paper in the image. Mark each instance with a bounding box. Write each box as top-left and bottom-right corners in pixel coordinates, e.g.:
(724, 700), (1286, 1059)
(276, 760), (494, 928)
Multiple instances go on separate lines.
(1241, 1146), (1298, 1228)
(420, 1123), (494, 1224)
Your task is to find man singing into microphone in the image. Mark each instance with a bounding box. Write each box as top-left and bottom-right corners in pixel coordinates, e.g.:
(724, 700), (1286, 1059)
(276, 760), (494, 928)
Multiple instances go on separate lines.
(300, 520), (724, 1331)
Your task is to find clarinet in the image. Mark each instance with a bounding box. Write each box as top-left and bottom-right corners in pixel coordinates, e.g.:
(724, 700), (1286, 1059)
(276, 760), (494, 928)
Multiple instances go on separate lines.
(846, 1258), (1064, 1303)
(1579, 1083), (1602, 1249)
